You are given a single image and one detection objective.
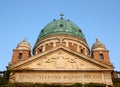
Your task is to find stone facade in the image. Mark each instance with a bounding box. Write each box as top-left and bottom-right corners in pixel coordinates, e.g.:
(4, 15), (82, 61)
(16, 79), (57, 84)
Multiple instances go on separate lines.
(9, 15), (114, 86)
(9, 47), (114, 85)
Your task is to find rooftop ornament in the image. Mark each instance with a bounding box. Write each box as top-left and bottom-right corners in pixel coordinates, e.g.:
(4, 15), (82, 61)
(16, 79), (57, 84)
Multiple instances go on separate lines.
(60, 13), (64, 19)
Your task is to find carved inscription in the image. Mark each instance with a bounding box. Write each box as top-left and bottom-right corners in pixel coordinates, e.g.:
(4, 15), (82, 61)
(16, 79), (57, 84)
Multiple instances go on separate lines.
(18, 74), (101, 80)
(14, 72), (103, 83)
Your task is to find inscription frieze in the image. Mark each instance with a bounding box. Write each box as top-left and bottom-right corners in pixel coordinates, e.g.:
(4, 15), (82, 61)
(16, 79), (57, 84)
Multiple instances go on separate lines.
(13, 72), (103, 83)
(18, 74), (101, 80)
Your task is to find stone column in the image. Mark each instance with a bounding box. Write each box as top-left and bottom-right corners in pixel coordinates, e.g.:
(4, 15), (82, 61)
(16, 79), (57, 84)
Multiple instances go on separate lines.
(66, 41), (69, 47)
(77, 45), (80, 52)
(42, 45), (45, 52)
(53, 42), (56, 47)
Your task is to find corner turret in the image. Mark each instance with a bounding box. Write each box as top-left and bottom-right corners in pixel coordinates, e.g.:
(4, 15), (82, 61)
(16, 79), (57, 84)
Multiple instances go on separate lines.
(11, 39), (31, 64)
(91, 39), (111, 65)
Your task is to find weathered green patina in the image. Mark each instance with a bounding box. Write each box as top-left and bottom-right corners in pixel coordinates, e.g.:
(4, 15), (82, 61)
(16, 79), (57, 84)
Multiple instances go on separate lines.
(36, 15), (87, 43)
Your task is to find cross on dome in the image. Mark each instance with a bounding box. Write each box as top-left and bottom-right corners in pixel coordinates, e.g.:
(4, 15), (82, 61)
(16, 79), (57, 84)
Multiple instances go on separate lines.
(60, 13), (64, 19)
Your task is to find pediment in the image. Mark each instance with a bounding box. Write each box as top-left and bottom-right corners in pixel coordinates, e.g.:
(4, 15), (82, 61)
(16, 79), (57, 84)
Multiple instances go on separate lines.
(10, 46), (113, 71)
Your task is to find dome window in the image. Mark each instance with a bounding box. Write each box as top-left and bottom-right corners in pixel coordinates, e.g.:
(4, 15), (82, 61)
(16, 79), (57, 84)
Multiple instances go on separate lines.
(53, 19), (56, 21)
(41, 29), (44, 33)
(79, 29), (81, 32)
(67, 19), (70, 21)
(60, 24), (64, 27)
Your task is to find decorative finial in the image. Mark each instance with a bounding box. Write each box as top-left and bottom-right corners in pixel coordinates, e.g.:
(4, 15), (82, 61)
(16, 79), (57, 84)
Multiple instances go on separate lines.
(60, 13), (64, 19)
(23, 38), (27, 42)
(96, 38), (100, 43)
(96, 38), (98, 42)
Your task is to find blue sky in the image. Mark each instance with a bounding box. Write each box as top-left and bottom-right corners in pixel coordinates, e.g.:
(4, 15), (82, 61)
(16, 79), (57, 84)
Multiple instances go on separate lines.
(0, 0), (120, 71)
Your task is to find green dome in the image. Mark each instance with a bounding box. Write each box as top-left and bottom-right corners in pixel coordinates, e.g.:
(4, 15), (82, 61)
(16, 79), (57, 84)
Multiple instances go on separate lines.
(36, 16), (87, 43)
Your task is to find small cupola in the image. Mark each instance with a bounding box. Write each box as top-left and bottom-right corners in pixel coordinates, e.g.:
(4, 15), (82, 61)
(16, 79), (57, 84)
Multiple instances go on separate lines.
(92, 39), (106, 51)
(91, 39), (111, 65)
(16, 38), (31, 51)
(11, 39), (31, 64)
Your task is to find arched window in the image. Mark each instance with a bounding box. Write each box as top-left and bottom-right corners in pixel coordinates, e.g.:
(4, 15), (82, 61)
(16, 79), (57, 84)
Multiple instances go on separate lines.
(80, 48), (85, 54)
(38, 46), (43, 53)
(18, 53), (22, 59)
(81, 49), (83, 54)
(39, 48), (42, 53)
(100, 54), (104, 60)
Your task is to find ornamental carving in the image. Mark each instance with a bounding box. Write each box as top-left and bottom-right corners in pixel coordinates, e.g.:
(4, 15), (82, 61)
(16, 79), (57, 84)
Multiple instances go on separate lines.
(36, 52), (84, 69)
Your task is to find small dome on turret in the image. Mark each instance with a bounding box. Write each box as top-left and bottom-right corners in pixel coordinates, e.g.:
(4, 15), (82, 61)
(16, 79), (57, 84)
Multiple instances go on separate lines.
(92, 39), (106, 51)
(16, 39), (31, 50)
